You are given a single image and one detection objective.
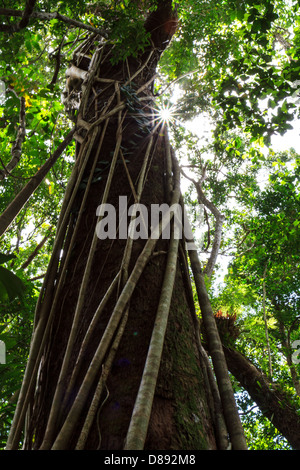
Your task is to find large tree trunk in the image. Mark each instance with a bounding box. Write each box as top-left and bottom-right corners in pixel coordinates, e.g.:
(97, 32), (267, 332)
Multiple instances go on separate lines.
(6, 3), (222, 451)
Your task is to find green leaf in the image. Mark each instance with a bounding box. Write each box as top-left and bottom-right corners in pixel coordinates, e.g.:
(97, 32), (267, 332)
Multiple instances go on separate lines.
(0, 253), (16, 265)
(0, 266), (26, 302)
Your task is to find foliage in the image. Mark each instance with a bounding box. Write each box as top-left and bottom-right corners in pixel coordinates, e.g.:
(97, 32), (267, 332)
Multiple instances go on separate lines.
(0, 253), (25, 302)
(0, 276), (37, 449)
(208, 153), (300, 448)
(235, 390), (292, 450)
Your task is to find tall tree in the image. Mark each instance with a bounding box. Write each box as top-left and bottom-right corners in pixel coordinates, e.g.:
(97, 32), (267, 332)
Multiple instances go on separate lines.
(1, 0), (300, 451)
(2, 0), (247, 450)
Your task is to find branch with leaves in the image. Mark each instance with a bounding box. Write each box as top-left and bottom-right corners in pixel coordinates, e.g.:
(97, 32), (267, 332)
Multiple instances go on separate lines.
(0, 6), (107, 36)
(0, 0), (36, 33)
(181, 167), (224, 277)
(0, 96), (26, 181)
(0, 128), (75, 237)
(20, 231), (52, 270)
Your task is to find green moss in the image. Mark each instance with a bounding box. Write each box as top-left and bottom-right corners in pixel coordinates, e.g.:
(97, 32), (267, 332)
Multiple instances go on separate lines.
(162, 281), (214, 450)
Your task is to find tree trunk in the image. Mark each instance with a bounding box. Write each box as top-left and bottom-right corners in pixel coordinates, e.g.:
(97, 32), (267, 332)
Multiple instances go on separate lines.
(6, 3), (222, 451)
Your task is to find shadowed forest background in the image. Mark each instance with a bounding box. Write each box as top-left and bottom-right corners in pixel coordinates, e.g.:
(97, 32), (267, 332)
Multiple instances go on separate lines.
(0, 0), (300, 450)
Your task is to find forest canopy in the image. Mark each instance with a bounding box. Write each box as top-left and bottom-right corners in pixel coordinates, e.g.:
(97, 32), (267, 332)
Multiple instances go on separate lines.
(0, 0), (300, 450)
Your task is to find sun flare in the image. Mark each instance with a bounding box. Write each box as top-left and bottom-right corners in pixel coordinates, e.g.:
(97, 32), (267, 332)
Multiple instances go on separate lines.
(159, 106), (172, 122)
(155, 101), (178, 126)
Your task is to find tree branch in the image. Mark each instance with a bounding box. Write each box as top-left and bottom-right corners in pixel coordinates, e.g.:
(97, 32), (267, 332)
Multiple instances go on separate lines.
(0, 95), (26, 181)
(181, 167), (225, 277)
(49, 36), (66, 87)
(0, 7), (108, 36)
(0, 127), (75, 237)
(20, 231), (52, 270)
(0, 0), (36, 33)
